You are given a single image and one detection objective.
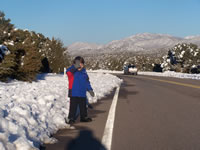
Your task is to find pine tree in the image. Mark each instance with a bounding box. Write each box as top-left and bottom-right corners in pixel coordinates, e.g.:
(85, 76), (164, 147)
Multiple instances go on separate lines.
(0, 11), (71, 81)
(0, 11), (14, 43)
(46, 38), (70, 73)
(162, 43), (200, 73)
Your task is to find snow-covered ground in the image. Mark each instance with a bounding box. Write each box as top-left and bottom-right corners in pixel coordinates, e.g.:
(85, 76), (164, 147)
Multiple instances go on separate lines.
(89, 70), (200, 80)
(0, 73), (122, 150)
(138, 71), (200, 80)
(88, 69), (123, 74)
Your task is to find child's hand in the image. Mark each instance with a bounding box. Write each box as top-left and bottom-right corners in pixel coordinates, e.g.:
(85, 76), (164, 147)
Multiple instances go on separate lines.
(88, 90), (95, 97)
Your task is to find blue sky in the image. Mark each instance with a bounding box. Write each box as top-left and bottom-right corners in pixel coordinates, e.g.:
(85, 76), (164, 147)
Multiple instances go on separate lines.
(1, 0), (200, 46)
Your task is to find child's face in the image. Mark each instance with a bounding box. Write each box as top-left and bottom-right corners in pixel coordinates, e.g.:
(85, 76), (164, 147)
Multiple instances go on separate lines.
(78, 63), (84, 70)
(80, 63), (84, 68)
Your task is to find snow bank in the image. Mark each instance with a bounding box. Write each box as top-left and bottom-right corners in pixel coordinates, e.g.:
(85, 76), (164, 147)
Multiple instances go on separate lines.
(88, 69), (123, 74)
(88, 70), (200, 80)
(139, 71), (200, 80)
(0, 73), (122, 150)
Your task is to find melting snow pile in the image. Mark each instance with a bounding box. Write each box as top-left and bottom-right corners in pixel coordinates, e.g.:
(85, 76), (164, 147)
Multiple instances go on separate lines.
(0, 73), (122, 150)
(87, 69), (200, 80)
(87, 69), (123, 74)
(139, 71), (200, 80)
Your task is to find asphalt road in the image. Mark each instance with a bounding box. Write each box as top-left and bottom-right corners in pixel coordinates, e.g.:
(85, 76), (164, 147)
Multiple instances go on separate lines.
(112, 75), (200, 150)
(45, 74), (200, 150)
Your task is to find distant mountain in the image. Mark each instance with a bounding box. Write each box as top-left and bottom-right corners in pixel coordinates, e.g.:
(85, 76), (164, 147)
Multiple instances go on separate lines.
(184, 35), (200, 45)
(67, 42), (102, 55)
(67, 33), (200, 56)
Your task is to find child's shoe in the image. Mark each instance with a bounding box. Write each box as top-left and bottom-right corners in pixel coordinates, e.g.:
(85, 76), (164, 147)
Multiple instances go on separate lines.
(80, 117), (92, 122)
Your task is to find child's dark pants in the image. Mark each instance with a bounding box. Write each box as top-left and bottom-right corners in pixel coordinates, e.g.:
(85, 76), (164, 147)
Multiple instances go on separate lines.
(68, 97), (87, 120)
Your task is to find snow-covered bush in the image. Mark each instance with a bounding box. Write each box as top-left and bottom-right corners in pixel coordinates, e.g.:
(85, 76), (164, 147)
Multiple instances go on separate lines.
(0, 11), (70, 82)
(0, 11), (13, 44)
(83, 52), (163, 72)
(161, 43), (200, 73)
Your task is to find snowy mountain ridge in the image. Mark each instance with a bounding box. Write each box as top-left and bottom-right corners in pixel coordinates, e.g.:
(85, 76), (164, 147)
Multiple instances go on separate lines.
(67, 33), (200, 55)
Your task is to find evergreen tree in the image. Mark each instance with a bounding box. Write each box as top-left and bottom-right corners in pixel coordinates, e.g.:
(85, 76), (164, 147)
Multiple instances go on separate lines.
(0, 11), (14, 43)
(162, 43), (200, 73)
(45, 38), (70, 73)
(0, 11), (71, 81)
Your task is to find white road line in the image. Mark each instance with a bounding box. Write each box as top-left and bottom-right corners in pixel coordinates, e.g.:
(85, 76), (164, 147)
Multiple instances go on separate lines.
(102, 86), (120, 150)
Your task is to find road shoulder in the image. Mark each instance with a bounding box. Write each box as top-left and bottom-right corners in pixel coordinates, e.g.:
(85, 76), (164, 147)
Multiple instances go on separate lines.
(45, 90), (115, 150)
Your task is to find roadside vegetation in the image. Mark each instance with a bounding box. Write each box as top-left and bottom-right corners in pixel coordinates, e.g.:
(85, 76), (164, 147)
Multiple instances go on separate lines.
(84, 43), (200, 74)
(0, 11), (70, 82)
(162, 43), (200, 73)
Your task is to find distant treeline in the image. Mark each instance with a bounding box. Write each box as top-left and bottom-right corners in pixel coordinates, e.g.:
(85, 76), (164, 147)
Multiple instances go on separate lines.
(84, 43), (200, 74)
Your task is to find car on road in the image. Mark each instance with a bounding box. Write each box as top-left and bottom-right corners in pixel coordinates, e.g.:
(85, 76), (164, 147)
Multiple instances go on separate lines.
(191, 65), (200, 74)
(123, 63), (138, 75)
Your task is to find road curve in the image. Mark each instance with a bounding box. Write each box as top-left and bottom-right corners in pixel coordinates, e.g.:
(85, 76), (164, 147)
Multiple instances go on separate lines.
(112, 75), (200, 150)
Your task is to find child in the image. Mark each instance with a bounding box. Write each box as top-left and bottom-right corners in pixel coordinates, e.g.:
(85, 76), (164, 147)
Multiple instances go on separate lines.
(66, 56), (95, 124)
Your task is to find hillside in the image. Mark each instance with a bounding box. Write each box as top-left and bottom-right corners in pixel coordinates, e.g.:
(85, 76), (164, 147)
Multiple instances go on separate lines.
(67, 33), (200, 56)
